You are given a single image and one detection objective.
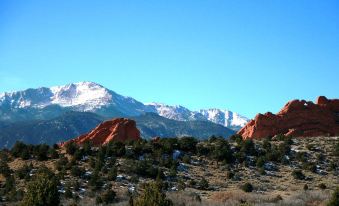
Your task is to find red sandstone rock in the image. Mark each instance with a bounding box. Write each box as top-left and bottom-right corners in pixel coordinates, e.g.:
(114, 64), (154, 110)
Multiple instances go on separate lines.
(238, 96), (339, 139)
(62, 118), (140, 146)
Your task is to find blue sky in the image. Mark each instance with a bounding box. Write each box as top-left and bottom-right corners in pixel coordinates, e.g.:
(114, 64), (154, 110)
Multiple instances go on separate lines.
(0, 0), (338, 118)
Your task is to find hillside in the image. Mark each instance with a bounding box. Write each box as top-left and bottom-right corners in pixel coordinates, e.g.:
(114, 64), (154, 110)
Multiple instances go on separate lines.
(0, 135), (338, 205)
(132, 113), (235, 139)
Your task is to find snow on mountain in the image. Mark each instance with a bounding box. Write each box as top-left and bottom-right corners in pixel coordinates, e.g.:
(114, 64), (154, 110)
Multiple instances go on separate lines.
(50, 81), (112, 110)
(146, 103), (248, 130)
(0, 82), (249, 130)
(0, 82), (147, 116)
(199, 109), (249, 130)
(146, 103), (205, 121)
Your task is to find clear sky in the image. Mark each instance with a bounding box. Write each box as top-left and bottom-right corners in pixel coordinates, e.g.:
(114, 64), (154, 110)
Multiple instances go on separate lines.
(0, 0), (338, 118)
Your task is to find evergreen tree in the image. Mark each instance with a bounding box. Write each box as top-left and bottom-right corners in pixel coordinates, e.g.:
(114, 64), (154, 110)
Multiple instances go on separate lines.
(21, 168), (60, 206)
(131, 182), (173, 206)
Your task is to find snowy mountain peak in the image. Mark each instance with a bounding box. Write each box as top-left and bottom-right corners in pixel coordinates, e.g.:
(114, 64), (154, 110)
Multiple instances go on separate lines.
(0, 82), (249, 130)
(146, 102), (205, 121)
(50, 81), (112, 110)
(199, 108), (249, 130)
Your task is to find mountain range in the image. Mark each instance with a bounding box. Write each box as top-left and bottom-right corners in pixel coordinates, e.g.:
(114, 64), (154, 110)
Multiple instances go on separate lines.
(0, 82), (248, 147)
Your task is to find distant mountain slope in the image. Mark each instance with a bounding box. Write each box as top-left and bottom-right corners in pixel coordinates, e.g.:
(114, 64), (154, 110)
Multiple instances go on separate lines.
(0, 112), (104, 148)
(132, 113), (235, 139)
(0, 112), (235, 148)
(0, 82), (248, 129)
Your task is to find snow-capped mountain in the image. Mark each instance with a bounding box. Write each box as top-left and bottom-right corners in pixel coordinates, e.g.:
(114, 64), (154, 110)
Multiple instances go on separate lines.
(146, 103), (248, 130)
(146, 103), (206, 121)
(199, 109), (249, 130)
(0, 81), (149, 117)
(0, 81), (248, 130)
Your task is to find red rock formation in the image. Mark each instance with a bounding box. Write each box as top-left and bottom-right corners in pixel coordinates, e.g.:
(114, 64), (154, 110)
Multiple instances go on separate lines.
(238, 96), (339, 139)
(63, 118), (140, 146)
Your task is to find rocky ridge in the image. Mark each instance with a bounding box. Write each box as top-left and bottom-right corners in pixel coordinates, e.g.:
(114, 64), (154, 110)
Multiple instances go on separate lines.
(238, 96), (339, 139)
(62, 118), (140, 146)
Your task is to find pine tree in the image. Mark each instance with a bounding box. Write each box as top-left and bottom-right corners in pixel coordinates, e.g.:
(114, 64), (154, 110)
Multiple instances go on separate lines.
(21, 168), (60, 206)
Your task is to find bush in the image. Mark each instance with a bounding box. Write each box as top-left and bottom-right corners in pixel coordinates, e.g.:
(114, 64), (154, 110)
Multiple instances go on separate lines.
(182, 155), (191, 164)
(107, 166), (117, 181)
(319, 183), (327, 190)
(48, 148), (59, 159)
(178, 137), (198, 152)
(21, 168), (60, 206)
(240, 139), (257, 156)
(15, 164), (31, 180)
(34, 144), (50, 161)
(241, 182), (253, 192)
(0, 160), (12, 177)
(334, 142), (339, 157)
(198, 178), (209, 190)
(292, 170), (305, 180)
(101, 189), (116, 204)
(256, 156), (266, 168)
(131, 182), (173, 206)
(65, 142), (78, 155)
(11, 141), (27, 157)
(132, 160), (158, 178)
(71, 166), (84, 177)
(327, 187), (339, 206)
(303, 184), (309, 191)
(211, 140), (234, 164)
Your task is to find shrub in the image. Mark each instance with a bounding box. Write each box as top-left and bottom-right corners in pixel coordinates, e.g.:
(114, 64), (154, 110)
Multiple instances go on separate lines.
(182, 155), (191, 164)
(3, 175), (15, 195)
(132, 160), (158, 178)
(292, 170), (305, 180)
(101, 189), (116, 204)
(34, 144), (50, 161)
(89, 170), (103, 190)
(304, 184), (309, 191)
(256, 156), (266, 168)
(211, 140), (234, 164)
(334, 142), (339, 157)
(65, 142), (78, 155)
(304, 162), (317, 173)
(319, 183), (327, 190)
(240, 140), (257, 156)
(15, 164), (31, 179)
(48, 148), (59, 159)
(21, 167), (60, 206)
(178, 137), (198, 152)
(55, 157), (69, 171)
(327, 187), (339, 206)
(226, 171), (234, 179)
(107, 166), (117, 181)
(131, 182), (173, 206)
(71, 166), (84, 177)
(11, 141), (29, 158)
(241, 182), (253, 193)
(0, 160), (12, 177)
(198, 178), (209, 190)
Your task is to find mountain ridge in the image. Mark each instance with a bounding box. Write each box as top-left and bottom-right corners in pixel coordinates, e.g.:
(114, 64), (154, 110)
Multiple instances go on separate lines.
(0, 81), (248, 129)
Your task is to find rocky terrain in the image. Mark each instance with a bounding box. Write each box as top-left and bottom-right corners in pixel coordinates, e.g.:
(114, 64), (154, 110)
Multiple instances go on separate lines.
(0, 135), (338, 206)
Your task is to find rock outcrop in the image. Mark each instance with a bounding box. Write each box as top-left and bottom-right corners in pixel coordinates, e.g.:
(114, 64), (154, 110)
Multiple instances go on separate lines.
(238, 96), (339, 139)
(63, 118), (140, 146)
